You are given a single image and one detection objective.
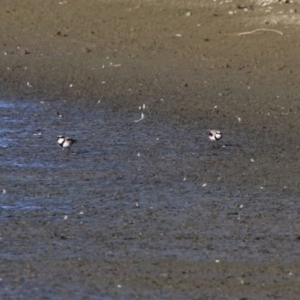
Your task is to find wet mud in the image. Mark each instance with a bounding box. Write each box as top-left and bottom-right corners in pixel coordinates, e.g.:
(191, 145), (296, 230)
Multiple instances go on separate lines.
(1, 98), (300, 299)
(1, 0), (300, 299)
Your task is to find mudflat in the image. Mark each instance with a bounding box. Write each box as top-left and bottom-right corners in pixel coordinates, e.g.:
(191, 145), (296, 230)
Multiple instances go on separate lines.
(1, 0), (300, 299)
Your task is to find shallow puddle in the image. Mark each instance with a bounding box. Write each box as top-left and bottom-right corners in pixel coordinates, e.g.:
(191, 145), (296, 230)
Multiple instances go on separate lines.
(0, 98), (241, 214)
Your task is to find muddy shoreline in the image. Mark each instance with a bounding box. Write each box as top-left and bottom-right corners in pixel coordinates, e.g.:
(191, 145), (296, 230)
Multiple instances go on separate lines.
(1, 0), (300, 299)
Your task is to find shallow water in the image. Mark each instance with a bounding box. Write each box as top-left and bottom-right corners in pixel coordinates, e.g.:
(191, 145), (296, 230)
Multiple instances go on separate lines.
(0, 98), (238, 213)
(1, 98), (300, 299)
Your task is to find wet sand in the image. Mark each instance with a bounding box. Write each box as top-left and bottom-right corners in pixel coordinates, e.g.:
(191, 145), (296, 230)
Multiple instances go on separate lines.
(1, 0), (300, 298)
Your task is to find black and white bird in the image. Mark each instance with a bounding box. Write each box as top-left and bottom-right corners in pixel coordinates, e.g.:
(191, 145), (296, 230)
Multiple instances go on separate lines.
(207, 130), (223, 145)
(57, 135), (77, 152)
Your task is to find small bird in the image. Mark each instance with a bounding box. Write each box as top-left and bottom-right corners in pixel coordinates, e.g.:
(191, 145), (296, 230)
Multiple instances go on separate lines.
(57, 135), (77, 152)
(207, 130), (223, 145)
